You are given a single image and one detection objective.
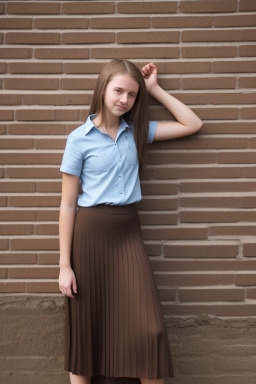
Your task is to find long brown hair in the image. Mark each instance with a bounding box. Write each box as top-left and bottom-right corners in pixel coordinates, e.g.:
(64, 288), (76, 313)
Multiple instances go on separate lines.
(89, 59), (149, 166)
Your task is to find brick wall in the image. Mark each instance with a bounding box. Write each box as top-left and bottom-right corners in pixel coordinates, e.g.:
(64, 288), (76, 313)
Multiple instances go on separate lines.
(1, 0), (256, 383)
(1, 0), (256, 317)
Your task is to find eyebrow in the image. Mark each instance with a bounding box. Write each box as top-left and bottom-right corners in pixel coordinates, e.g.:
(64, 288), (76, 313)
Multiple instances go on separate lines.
(114, 86), (137, 94)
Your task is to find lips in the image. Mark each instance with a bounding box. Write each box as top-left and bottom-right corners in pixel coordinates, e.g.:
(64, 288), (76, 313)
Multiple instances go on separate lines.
(116, 105), (126, 110)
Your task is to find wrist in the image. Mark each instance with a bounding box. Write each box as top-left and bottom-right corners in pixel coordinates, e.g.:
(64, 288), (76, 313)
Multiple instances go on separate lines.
(147, 83), (161, 96)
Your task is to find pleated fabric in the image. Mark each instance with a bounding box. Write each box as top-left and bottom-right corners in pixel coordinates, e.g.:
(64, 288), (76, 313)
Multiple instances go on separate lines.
(65, 204), (173, 383)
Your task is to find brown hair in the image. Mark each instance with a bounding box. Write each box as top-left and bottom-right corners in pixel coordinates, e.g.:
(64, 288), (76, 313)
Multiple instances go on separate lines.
(89, 59), (149, 166)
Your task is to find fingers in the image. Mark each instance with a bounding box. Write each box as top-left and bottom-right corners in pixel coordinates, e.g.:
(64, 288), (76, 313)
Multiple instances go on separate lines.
(141, 62), (157, 78)
(59, 284), (76, 299)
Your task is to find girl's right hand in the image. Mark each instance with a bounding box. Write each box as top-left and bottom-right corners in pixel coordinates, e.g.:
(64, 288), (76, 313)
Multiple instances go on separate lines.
(59, 266), (77, 299)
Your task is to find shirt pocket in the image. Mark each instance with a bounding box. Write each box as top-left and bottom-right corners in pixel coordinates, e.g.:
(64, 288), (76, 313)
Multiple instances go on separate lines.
(126, 138), (138, 166)
(85, 151), (113, 174)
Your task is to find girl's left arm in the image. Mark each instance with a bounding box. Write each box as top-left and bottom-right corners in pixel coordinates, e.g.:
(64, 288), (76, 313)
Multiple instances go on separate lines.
(141, 63), (203, 141)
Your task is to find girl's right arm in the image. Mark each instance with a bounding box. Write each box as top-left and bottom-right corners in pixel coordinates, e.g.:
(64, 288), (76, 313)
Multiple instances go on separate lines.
(59, 173), (80, 298)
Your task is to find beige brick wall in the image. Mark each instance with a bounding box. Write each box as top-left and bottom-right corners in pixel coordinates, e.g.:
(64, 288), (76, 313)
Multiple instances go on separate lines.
(1, 0), (256, 316)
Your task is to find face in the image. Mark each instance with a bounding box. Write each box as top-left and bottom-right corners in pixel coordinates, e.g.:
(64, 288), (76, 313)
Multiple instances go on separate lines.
(103, 74), (139, 119)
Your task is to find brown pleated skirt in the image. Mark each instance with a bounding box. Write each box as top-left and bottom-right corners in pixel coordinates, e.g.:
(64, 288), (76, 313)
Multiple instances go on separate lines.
(65, 204), (173, 383)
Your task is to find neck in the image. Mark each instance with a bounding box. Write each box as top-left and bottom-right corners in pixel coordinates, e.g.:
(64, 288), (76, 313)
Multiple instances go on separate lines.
(93, 112), (120, 130)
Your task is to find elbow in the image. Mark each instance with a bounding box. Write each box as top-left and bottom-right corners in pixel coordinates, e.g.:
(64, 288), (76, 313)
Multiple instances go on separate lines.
(191, 118), (203, 135)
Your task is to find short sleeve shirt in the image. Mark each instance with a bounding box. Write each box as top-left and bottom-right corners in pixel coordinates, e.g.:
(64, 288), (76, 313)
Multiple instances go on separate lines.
(60, 114), (157, 207)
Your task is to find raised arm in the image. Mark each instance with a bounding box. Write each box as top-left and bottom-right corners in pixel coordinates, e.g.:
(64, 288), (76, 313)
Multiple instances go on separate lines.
(59, 173), (80, 298)
(141, 63), (203, 141)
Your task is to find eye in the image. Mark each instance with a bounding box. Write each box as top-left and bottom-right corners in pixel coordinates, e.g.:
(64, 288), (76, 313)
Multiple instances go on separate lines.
(114, 89), (121, 93)
(129, 93), (136, 98)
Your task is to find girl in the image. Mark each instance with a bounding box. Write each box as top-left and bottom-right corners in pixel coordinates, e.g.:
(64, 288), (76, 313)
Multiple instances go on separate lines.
(59, 60), (202, 384)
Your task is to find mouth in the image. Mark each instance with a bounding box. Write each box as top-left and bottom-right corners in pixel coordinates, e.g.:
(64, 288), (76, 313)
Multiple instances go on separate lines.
(115, 105), (126, 111)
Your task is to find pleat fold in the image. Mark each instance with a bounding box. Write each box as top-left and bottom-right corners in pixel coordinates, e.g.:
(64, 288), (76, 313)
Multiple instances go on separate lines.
(64, 204), (173, 382)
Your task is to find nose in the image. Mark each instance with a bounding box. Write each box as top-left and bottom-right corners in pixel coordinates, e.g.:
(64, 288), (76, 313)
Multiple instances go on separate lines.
(120, 93), (128, 104)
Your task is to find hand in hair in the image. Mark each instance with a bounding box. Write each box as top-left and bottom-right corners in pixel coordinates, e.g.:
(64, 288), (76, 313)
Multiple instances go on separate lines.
(141, 62), (158, 90)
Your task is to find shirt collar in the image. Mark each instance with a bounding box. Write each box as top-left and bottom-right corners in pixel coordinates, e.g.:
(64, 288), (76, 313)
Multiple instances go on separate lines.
(83, 114), (132, 136)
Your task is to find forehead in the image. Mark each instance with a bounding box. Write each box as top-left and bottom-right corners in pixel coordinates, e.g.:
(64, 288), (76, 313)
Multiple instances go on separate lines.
(108, 74), (139, 93)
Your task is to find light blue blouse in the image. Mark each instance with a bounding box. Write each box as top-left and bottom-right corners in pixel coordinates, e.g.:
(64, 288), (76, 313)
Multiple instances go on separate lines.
(60, 114), (157, 207)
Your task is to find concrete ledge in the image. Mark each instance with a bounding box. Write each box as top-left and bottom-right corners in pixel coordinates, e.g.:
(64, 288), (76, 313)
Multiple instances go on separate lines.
(1, 296), (256, 384)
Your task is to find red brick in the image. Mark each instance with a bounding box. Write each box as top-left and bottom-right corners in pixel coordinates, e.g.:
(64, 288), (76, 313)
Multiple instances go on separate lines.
(7, 2), (60, 14)
(154, 273), (234, 287)
(36, 224), (58, 235)
(0, 95), (22, 105)
(35, 139), (65, 150)
(0, 3), (4, 14)
(138, 197), (177, 211)
(61, 78), (96, 90)
(62, 32), (115, 44)
(241, 108), (256, 119)
(62, 2), (114, 14)
(0, 17), (32, 29)
(180, 0), (237, 13)
(0, 138), (33, 149)
(144, 243), (162, 257)
(0, 181), (35, 193)
(246, 289), (256, 300)
(240, 45), (256, 57)
(0, 282), (25, 293)
(8, 123), (73, 135)
(9, 267), (59, 279)
(38, 252), (59, 265)
(213, 60), (256, 73)
(117, 2), (177, 13)
(23, 94), (90, 106)
(36, 210), (59, 221)
(139, 212), (178, 226)
(182, 45), (237, 58)
(0, 253), (37, 264)
(9, 195), (61, 207)
(162, 304), (256, 317)
(34, 17), (89, 29)
(11, 238), (59, 251)
(0, 152), (61, 165)
(181, 196), (255, 209)
(92, 47), (179, 59)
(9, 62), (62, 74)
(36, 182), (61, 193)
(146, 151), (216, 165)
(178, 288), (245, 302)
(0, 224), (33, 235)
(214, 14), (256, 27)
(163, 242), (238, 258)
(142, 227), (207, 241)
(236, 274), (256, 286)
(0, 110), (13, 121)
(239, 0), (256, 11)
(5, 78), (59, 90)
(0, 239), (9, 250)
(15, 109), (79, 122)
(219, 152), (256, 164)
(158, 288), (176, 302)
(91, 16), (150, 29)
(141, 181), (178, 196)
(182, 77), (236, 90)
(0, 48), (31, 59)
(181, 181), (256, 194)
(6, 167), (60, 179)
(1, 209), (36, 221)
(163, 61), (211, 74)
(0, 63), (6, 73)
(34, 48), (89, 60)
(153, 15), (211, 28)
(183, 29), (256, 42)
(181, 210), (256, 224)
(117, 31), (179, 44)
(6, 32), (60, 44)
(63, 62), (105, 74)
(0, 268), (7, 278)
(239, 77), (256, 88)
(243, 243), (256, 257)
(203, 121), (256, 134)
(0, 197), (7, 207)
(26, 281), (59, 293)
(210, 225), (256, 236)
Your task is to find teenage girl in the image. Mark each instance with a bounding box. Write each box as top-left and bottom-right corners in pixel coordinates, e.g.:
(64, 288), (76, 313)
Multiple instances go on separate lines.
(59, 60), (202, 384)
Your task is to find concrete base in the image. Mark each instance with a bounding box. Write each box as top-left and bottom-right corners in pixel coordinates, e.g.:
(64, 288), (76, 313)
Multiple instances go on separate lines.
(1, 296), (256, 384)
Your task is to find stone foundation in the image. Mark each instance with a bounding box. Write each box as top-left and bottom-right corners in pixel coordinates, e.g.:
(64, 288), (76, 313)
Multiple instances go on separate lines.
(1, 296), (256, 384)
